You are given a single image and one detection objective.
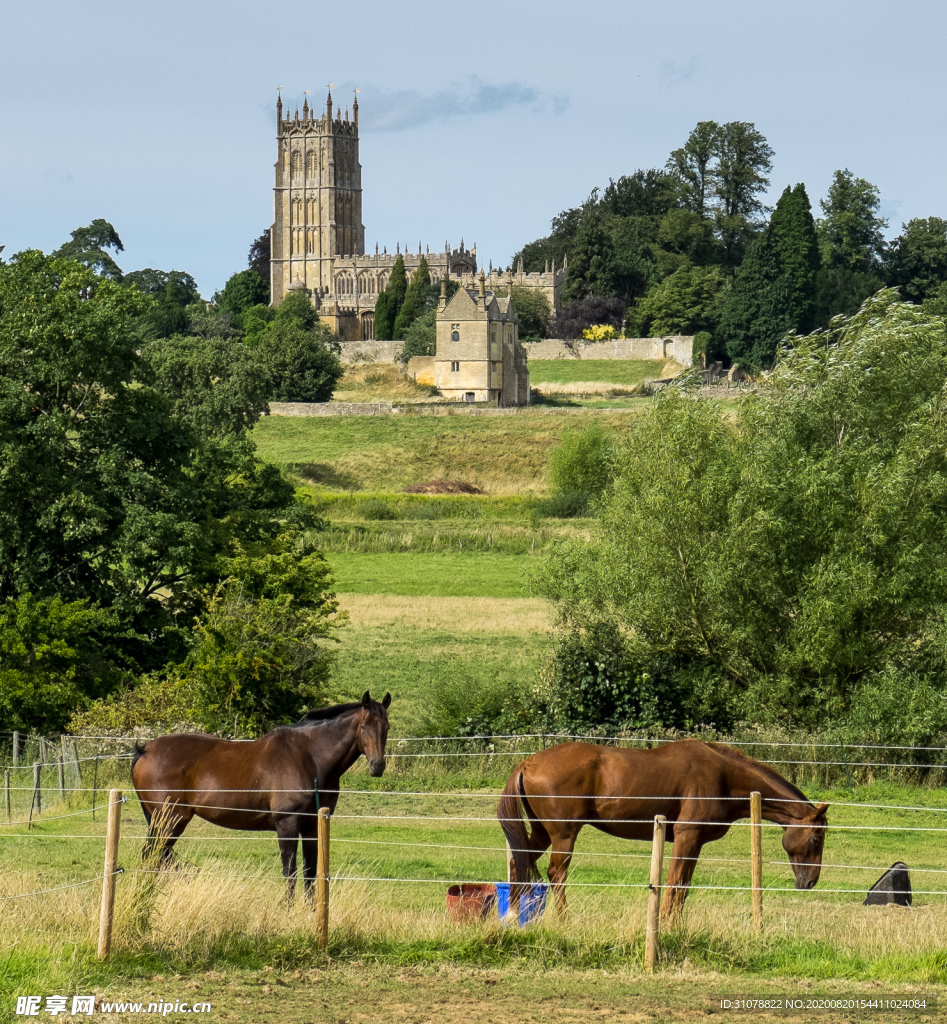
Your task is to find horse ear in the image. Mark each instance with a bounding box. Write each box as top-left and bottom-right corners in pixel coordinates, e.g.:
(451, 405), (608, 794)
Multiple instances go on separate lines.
(814, 802), (829, 817)
(382, 692), (392, 709)
(361, 691), (371, 707)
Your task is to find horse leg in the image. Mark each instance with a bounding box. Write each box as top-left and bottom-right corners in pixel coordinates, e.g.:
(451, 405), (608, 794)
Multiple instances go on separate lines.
(300, 820), (319, 907)
(546, 824), (582, 918)
(275, 817), (300, 902)
(660, 829), (703, 921)
(142, 802), (192, 870)
(509, 817), (551, 919)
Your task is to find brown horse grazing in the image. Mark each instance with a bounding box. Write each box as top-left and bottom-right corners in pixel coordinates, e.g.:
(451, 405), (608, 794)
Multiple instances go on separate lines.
(132, 691), (391, 901)
(498, 740), (828, 918)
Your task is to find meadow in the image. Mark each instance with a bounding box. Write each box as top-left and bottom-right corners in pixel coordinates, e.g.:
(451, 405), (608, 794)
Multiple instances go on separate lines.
(5, 379), (947, 1021)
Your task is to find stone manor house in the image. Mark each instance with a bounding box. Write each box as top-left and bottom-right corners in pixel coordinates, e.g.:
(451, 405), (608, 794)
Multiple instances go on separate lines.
(269, 90), (564, 346)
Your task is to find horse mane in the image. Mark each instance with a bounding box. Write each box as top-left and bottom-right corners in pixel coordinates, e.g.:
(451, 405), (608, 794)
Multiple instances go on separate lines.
(703, 741), (811, 804)
(292, 701), (364, 727)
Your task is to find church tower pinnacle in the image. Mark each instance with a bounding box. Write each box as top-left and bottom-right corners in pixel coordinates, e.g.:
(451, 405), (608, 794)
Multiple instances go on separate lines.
(270, 87), (365, 305)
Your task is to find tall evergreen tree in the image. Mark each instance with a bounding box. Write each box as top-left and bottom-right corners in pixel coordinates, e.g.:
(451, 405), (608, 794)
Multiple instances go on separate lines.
(373, 254), (407, 339)
(718, 184), (819, 368)
(392, 255), (431, 340)
(769, 183), (820, 334)
(562, 201), (616, 303)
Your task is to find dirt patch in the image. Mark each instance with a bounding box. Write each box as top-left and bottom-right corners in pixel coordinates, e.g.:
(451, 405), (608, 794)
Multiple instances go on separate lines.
(402, 479), (485, 495)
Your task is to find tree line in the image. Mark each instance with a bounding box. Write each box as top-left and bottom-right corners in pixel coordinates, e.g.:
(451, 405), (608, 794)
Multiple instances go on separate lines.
(0, 225), (347, 738)
(515, 120), (947, 368)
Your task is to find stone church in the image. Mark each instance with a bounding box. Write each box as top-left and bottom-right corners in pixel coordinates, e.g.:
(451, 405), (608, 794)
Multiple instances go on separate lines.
(269, 89), (564, 344)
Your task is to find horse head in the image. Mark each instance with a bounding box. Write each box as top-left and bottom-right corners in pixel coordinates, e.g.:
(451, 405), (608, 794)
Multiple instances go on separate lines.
(357, 690), (392, 777)
(782, 801), (829, 889)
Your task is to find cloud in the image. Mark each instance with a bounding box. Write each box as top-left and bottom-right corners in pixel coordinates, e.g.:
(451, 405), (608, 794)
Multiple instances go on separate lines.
(659, 56), (700, 88)
(355, 77), (569, 132)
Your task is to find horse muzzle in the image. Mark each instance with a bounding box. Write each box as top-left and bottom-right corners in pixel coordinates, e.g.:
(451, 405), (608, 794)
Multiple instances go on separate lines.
(368, 757), (386, 777)
(794, 875), (819, 890)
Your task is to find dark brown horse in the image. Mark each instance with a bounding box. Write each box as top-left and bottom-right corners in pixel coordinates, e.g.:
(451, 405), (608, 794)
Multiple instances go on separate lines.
(132, 691), (391, 901)
(498, 740), (828, 917)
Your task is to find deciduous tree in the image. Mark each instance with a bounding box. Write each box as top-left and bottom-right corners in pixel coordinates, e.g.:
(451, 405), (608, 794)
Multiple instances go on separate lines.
(535, 293), (947, 730)
(817, 169), (887, 273)
(52, 219), (125, 280)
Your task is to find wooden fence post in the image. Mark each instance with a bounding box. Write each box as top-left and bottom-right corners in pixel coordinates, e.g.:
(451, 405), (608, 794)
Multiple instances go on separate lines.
(750, 791), (763, 932)
(11, 730), (19, 766)
(97, 789), (123, 959)
(57, 756), (65, 799)
(92, 756), (99, 821)
(645, 814), (667, 973)
(30, 762), (41, 825)
(316, 807), (331, 949)
(4, 768), (10, 822)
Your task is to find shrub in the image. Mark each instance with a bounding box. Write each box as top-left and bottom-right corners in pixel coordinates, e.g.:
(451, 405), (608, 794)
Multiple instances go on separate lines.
(581, 324), (621, 341)
(692, 331), (712, 364)
(542, 623), (736, 733)
(549, 296), (626, 339)
(548, 421), (613, 500)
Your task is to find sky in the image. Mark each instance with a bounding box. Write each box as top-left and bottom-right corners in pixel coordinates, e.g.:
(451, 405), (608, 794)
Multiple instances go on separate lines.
(2, 0), (946, 298)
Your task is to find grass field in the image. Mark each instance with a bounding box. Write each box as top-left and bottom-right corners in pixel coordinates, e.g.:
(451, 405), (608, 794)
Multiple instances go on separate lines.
(3, 774), (947, 1023)
(327, 552), (532, 597)
(253, 409), (640, 494)
(8, 398), (947, 1019)
(528, 358), (667, 387)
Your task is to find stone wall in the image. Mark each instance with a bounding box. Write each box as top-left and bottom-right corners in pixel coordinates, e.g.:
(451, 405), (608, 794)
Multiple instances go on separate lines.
(268, 402), (396, 416)
(337, 335), (694, 367)
(337, 340), (403, 364)
(523, 336), (693, 364)
(407, 356), (435, 383)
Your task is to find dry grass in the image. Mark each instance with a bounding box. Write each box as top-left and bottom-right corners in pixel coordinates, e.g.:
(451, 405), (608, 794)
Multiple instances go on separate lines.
(337, 594), (552, 633)
(8, 857), (946, 974)
(333, 364), (435, 403)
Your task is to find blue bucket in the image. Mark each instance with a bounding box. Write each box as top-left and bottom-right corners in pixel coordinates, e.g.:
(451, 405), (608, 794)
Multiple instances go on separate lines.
(495, 882), (548, 925)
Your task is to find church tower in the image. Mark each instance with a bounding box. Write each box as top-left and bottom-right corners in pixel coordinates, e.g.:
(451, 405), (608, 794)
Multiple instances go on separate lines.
(271, 89), (365, 305)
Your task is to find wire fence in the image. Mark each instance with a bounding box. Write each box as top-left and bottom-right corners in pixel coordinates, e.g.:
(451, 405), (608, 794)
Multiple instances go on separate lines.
(2, 731), (946, 944)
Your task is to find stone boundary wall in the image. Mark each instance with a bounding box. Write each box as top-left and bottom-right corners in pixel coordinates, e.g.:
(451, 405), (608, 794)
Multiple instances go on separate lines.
(267, 402), (565, 418)
(338, 340), (403, 364)
(268, 402), (396, 416)
(338, 336), (694, 366)
(523, 336), (693, 364)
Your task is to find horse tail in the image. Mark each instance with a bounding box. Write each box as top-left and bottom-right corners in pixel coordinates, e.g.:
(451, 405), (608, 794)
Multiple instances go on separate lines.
(497, 767), (541, 884)
(131, 742), (153, 827)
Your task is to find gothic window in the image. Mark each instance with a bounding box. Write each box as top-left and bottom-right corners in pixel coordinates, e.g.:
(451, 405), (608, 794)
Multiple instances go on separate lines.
(306, 149), (317, 179)
(292, 198), (303, 224)
(291, 150), (302, 176)
(451, 323), (460, 342)
(307, 198), (316, 222)
(307, 230), (315, 255)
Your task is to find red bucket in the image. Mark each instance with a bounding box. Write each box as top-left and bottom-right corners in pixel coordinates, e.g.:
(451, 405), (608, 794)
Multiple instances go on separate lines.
(446, 883), (497, 922)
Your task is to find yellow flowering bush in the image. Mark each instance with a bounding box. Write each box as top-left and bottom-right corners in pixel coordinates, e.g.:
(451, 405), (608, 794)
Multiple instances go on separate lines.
(581, 324), (620, 341)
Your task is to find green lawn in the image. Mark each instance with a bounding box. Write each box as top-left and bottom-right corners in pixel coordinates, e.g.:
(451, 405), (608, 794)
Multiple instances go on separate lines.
(326, 551), (532, 598)
(529, 359), (666, 385)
